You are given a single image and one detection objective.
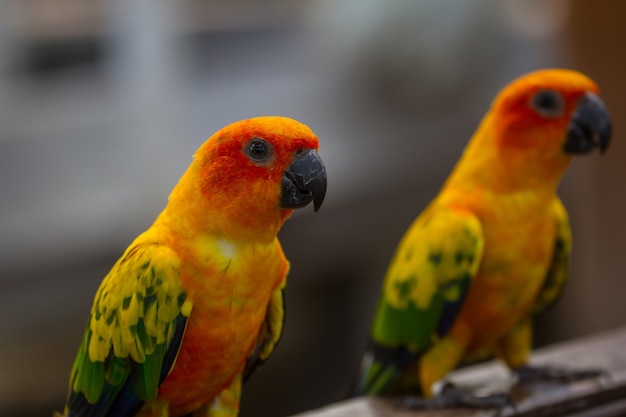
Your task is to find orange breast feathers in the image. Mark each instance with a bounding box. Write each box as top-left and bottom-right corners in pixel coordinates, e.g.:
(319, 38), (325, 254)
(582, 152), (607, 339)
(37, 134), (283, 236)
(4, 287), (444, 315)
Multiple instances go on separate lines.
(157, 237), (289, 414)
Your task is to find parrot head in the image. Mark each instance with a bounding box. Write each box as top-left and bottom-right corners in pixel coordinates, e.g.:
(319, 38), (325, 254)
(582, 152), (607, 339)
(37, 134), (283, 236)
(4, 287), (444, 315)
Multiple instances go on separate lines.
(184, 116), (327, 239)
(490, 69), (611, 160)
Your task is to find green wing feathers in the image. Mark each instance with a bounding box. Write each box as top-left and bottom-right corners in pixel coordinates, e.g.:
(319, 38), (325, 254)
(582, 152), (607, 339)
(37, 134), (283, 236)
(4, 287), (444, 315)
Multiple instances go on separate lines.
(68, 241), (192, 413)
(533, 198), (572, 314)
(356, 207), (484, 395)
(372, 207), (484, 350)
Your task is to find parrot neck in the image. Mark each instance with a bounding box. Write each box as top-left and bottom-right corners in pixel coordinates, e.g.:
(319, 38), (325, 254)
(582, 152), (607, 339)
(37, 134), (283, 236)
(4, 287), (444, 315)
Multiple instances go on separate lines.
(153, 166), (291, 245)
(445, 115), (572, 195)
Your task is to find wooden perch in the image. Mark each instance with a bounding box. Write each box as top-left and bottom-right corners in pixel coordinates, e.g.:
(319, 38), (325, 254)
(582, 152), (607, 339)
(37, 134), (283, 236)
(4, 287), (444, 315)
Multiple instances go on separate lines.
(293, 327), (626, 417)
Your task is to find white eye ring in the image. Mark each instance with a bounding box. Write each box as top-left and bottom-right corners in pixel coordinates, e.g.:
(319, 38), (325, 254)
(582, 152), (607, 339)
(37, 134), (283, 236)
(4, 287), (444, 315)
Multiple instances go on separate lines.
(530, 89), (564, 118)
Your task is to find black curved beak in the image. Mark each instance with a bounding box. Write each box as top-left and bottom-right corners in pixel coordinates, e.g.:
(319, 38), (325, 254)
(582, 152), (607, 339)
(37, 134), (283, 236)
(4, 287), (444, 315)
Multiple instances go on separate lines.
(563, 92), (612, 155)
(280, 149), (327, 212)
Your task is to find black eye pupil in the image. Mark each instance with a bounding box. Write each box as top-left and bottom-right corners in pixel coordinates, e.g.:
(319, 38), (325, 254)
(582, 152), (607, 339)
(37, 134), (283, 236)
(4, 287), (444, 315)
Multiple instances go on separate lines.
(531, 89), (563, 117)
(250, 142), (266, 156)
(246, 138), (271, 162)
(536, 91), (556, 109)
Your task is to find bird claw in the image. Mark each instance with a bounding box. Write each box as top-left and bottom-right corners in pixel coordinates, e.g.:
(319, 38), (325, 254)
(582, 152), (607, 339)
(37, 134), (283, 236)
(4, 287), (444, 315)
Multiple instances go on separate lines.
(515, 364), (605, 383)
(396, 382), (515, 411)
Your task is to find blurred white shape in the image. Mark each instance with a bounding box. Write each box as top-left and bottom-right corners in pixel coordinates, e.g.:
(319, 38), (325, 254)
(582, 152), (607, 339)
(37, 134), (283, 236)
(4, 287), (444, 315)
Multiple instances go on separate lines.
(308, 0), (509, 110)
(104, 0), (190, 197)
(0, 0), (20, 113)
(500, 0), (570, 40)
(105, 0), (182, 109)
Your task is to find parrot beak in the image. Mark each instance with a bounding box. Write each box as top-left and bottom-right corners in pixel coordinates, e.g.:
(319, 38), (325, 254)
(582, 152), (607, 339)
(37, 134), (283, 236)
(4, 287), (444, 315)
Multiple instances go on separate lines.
(563, 91), (612, 155)
(280, 149), (327, 212)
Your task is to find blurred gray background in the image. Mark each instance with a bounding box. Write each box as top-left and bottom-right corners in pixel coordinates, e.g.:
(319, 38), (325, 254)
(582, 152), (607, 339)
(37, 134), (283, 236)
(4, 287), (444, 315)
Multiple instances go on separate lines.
(1, 0), (624, 416)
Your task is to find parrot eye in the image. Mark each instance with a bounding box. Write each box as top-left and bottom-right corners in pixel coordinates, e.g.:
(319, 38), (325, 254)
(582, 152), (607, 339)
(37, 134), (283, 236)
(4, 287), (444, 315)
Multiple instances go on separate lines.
(245, 137), (273, 164)
(530, 89), (564, 118)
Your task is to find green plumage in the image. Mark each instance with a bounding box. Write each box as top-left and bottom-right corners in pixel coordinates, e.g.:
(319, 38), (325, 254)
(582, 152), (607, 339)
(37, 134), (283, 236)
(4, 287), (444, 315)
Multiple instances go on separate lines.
(65, 240), (193, 416)
(372, 297), (442, 351)
(354, 207), (484, 395)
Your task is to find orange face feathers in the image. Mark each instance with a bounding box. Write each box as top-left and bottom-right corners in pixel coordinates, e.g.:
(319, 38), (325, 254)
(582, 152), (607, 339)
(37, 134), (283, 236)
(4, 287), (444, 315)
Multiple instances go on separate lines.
(492, 69), (598, 120)
(446, 69), (611, 193)
(197, 116), (319, 190)
(488, 69), (610, 155)
(169, 116), (327, 240)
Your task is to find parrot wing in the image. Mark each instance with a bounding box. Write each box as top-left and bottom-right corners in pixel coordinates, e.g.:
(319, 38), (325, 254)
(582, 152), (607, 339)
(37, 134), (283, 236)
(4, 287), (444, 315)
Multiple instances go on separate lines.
(533, 198), (572, 314)
(65, 242), (192, 417)
(242, 283), (286, 382)
(354, 206), (484, 395)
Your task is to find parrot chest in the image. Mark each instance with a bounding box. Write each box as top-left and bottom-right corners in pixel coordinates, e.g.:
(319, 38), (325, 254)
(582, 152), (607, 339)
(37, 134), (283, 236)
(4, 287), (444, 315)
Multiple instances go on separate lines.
(157, 238), (288, 415)
(460, 193), (557, 347)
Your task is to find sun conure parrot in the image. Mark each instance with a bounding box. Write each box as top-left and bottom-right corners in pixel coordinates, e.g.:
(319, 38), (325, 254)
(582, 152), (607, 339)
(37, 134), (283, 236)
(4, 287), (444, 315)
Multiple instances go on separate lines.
(352, 69), (612, 407)
(57, 116), (327, 417)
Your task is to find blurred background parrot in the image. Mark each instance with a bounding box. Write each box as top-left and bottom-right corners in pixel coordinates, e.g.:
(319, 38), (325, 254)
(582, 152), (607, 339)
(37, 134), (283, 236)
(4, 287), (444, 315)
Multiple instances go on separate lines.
(352, 69), (612, 407)
(57, 116), (327, 417)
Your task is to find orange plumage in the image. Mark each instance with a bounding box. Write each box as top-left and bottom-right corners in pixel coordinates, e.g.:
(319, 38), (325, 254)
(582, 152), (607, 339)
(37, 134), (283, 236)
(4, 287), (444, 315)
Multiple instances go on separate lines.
(354, 69), (611, 406)
(60, 116), (326, 417)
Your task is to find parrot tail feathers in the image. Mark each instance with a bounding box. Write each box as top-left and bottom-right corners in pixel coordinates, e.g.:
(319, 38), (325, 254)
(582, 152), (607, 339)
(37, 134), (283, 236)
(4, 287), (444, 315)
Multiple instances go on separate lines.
(64, 379), (142, 417)
(349, 339), (418, 397)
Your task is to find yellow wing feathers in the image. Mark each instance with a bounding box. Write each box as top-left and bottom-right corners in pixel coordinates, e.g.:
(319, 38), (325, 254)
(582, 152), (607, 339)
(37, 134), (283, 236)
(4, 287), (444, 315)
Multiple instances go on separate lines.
(533, 198), (572, 314)
(243, 283), (286, 382)
(384, 206), (484, 312)
(88, 242), (192, 364)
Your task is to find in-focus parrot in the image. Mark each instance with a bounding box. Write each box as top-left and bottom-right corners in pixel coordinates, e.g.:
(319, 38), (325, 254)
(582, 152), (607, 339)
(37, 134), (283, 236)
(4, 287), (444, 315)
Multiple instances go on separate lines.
(58, 116), (327, 417)
(352, 69), (611, 407)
